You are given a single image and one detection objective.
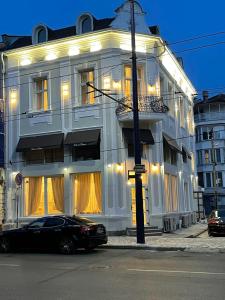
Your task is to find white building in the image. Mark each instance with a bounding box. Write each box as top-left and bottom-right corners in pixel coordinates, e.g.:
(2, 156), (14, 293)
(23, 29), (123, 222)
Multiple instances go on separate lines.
(1, 1), (197, 233)
(194, 93), (225, 215)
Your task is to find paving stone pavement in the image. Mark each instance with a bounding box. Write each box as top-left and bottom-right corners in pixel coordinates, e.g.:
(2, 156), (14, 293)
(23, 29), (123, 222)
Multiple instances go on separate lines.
(103, 223), (225, 253)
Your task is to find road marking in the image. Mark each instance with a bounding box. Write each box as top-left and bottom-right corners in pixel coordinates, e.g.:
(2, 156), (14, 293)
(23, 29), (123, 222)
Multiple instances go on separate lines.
(0, 263), (20, 267)
(128, 269), (225, 276)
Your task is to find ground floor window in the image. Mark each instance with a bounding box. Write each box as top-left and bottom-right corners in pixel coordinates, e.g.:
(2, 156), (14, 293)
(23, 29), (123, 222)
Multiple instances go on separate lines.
(24, 176), (64, 216)
(73, 172), (102, 214)
(164, 173), (178, 212)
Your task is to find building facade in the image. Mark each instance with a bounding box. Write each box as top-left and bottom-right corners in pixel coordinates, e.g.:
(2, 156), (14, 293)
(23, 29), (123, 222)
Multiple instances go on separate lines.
(1, 1), (197, 232)
(0, 39), (5, 226)
(194, 93), (225, 215)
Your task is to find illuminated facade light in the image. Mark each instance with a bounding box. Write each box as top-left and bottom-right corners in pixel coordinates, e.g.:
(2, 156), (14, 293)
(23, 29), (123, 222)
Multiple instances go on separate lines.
(20, 58), (32, 66)
(90, 41), (102, 52)
(103, 77), (111, 90)
(120, 43), (131, 51)
(151, 163), (160, 174)
(61, 82), (70, 100)
(116, 164), (123, 172)
(107, 164), (112, 168)
(45, 53), (57, 61)
(113, 80), (121, 91)
(127, 181), (132, 186)
(136, 45), (146, 53)
(68, 46), (80, 56)
(10, 89), (17, 105)
(148, 84), (156, 95)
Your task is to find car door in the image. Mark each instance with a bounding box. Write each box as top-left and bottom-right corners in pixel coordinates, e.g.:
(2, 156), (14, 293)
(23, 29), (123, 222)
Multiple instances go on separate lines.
(41, 217), (65, 250)
(26, 218), (46, 250)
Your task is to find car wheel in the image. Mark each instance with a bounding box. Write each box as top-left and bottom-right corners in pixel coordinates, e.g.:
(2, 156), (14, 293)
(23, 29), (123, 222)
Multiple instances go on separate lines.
(59, 238), (76, 255)
(0, 238), (11, 253)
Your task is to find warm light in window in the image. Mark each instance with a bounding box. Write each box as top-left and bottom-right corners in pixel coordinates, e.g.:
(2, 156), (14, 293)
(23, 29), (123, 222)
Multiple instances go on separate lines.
(148, 84), (156, 95)
(45, 53), (57, 61)
(68, 46), (80, 56)
(113, 80), (121, 91)
(10, 89), (17, 105)
(103, 77), (111, 90)
(90, 41), (102, 52)
(20, 58), (32, 66)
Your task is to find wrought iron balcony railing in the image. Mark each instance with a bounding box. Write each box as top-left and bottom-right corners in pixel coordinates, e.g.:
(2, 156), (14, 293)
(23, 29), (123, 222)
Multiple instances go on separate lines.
(116, 96), (169, 115)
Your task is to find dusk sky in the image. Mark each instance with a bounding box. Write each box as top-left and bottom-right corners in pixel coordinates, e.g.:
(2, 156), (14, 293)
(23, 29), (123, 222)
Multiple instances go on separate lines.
(1, 0), (225, 98)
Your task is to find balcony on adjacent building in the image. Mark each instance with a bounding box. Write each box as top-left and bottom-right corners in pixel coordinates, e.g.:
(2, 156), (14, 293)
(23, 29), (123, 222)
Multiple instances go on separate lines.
(194, 112), (225, 124)
(116, 95), (169, 122)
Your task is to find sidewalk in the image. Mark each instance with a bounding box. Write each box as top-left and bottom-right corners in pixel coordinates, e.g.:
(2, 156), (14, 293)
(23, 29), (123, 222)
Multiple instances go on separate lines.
(102, 223), (225, 253)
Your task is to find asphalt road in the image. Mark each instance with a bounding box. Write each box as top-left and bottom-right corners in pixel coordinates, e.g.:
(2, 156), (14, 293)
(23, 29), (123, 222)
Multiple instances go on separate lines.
(0, 249), (225, 300)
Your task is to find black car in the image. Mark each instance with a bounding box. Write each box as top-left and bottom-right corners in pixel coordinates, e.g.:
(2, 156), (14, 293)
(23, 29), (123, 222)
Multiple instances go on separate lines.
(208, 209), (225, 236)
(0, 215), (107, 254)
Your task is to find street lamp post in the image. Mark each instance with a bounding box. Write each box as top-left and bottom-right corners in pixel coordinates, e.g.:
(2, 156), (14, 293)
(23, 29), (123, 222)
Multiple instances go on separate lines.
(129, 0), (145, 244)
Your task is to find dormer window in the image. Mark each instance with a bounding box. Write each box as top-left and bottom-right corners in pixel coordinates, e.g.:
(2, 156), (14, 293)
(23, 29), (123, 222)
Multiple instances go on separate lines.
(76, 13), (94, 35)
(81, 16), (92, 33)
(37, 28), (47, 43)
(32, 24), (48, 44)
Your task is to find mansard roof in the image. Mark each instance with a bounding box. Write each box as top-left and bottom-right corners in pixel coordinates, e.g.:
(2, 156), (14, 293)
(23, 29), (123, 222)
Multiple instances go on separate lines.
(4, 17), (115, 50)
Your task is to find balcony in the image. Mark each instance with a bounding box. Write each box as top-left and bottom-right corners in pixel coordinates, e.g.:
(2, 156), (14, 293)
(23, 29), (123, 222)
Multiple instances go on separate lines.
(194, 112), (225, 124)
(116, 96), (169, 123)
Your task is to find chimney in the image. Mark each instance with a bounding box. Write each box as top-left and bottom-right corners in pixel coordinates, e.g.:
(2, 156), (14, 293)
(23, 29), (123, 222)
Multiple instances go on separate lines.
(202, 91), (209, 102)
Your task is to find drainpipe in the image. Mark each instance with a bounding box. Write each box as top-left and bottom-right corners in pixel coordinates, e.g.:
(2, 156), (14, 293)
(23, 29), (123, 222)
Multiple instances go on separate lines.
(1, 52), (7, 223)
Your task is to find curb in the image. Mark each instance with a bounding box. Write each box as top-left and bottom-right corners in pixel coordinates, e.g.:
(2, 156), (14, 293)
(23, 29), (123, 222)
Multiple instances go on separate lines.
(100, 245), (186, 252)
(186, 228), (208, 238)
(100, 244), (225, 253)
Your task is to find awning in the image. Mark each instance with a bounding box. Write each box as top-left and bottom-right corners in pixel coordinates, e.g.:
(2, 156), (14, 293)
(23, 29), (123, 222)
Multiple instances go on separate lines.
(163, 133), (182, 153)
(65, 129), (100, 146)
(16, 133), (64, 152)
(182, 146), (192, 159)
(123, 128), (155, 145)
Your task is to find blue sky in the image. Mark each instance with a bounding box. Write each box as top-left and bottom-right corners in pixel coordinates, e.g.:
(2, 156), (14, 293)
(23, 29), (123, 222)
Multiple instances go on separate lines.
(1, 0), (225, 97)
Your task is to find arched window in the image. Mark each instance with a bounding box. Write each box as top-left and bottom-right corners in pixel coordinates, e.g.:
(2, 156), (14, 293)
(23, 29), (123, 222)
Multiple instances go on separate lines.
(81, 16), (92, 33)
(37, 28), (47, 43)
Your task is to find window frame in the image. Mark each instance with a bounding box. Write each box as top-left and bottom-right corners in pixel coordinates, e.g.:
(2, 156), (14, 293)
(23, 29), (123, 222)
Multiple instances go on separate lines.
(29, 72), (51, 113)
(23, 175), (64, 217)
(123, 65), (144, 99)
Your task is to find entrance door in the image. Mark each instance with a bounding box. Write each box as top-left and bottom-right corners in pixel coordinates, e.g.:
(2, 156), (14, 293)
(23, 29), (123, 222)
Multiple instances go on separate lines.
(131, 187), (148, 225)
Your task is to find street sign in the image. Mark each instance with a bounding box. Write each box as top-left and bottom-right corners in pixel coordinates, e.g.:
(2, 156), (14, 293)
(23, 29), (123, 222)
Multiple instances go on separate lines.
(15, 173), (23, 186)
(134, 164), (146, 174)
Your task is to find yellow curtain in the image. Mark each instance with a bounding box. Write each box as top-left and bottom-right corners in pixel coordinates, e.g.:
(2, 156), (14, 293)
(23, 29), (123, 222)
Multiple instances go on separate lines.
(75, 172), (102, 214)
(171, 176), (178, 211)
(93, 172), (102, 212)
(27, 177), (43, 216)
(51, 177), (64, 213)
(75, 173), (91, 214)
(164, 173), (171, 212)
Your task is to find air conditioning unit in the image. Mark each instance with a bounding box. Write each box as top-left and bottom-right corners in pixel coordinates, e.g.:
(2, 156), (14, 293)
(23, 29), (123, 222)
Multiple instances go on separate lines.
(164, 217), (177, 232)
(182, 215), (189, 228)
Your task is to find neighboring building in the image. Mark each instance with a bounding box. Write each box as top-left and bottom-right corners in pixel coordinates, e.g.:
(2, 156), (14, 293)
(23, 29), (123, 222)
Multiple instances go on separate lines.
(194, 93), (225, 215)
(1, 1), (197, 232)
(0, 38), (5, 225)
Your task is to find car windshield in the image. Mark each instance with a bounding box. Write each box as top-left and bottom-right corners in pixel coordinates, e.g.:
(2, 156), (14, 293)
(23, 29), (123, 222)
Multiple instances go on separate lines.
(68, 216), (95, 225)
(217, 210), (225, 218)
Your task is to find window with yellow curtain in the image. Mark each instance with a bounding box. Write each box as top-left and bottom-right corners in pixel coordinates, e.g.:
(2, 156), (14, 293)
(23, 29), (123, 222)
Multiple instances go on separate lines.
(24, 177), (44, 216)
(164, 173), (171, 212)
(164, 173), (178, 213)
(80, 70), (95, 105)
(171, 175), (178, 211)
(47, 177), (64, 214)
(24, 176), (64, 216)
(124, 65), (143, 99)
(74, 172), (102, 214)
(33, 77), (48, 111)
